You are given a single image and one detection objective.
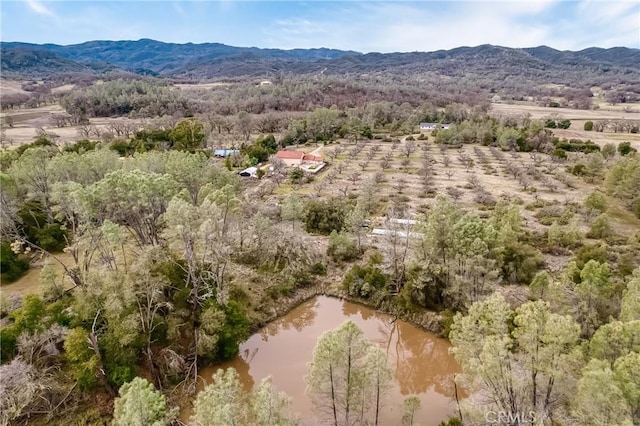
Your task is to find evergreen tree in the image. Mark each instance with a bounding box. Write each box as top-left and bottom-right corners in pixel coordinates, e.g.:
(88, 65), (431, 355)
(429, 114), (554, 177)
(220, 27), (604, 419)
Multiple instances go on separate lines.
(113, 377), (169, 426)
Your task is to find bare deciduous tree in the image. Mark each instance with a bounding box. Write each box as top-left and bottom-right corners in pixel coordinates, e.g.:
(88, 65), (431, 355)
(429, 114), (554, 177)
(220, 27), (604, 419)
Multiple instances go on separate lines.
(447, 186), (463, 201)
(380, 153), (393, 170)
(313, 180), (325, 197)
(347, 172), (361, 185)
(325, 170), (338, 184)
(402, 141), (417, 158)
(328, 146), (343, 162)
(467, 174), (481, 189)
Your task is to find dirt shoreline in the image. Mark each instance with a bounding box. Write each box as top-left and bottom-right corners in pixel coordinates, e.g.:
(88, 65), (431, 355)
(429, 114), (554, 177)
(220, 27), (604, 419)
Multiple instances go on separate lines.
(256, 279), (443, 337)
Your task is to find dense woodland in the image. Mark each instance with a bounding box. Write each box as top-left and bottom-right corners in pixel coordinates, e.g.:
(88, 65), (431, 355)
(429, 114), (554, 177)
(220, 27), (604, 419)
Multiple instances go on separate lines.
(1, 61), (640, 426)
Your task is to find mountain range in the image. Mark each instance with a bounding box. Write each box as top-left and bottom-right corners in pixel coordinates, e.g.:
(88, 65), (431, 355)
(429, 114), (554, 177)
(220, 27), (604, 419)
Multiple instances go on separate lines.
(1, 39), (639, 80)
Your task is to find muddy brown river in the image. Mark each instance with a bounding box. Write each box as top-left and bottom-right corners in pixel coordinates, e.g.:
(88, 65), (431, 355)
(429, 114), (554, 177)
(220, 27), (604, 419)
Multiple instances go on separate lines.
(184, 296), (462, 425)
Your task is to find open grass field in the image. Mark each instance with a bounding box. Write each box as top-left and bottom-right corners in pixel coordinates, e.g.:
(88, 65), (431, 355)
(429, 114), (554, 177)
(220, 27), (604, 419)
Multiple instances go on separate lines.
(490, 101), (640, 120)
(490, 101), (640, 150)
(1, 104), (146, 148)
(174, 82), (232, 90)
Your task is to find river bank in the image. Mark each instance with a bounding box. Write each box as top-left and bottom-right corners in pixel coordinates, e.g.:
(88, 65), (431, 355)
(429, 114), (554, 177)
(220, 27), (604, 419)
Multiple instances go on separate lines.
(255, 277), (444, 337)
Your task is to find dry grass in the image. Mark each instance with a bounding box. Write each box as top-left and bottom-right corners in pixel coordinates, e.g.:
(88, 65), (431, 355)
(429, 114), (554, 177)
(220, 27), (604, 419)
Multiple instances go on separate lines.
(50, 84), (76, 94)
(0, 80), (29, 96)
(174, 82), (232, 90)
(552, 128), (640, 150)
(490, 101), (640, 150)
(490, 102), (640, 120)
(1, 105), (146, 148)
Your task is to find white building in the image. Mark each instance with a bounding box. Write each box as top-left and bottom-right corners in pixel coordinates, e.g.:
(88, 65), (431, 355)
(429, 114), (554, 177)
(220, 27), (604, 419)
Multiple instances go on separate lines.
(420, 123), (451, 131)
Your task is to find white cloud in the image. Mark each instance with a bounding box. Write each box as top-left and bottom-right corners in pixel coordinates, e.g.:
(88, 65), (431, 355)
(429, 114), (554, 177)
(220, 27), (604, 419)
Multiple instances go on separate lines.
(25, 0), (56, 17)
(262, 1), (638, 52)
(172, 2), (186, 17)
(551, 0), (640, 49)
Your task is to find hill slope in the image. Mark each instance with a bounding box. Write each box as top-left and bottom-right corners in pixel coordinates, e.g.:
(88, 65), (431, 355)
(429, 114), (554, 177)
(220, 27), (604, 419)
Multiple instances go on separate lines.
(1, 40), (639, 80)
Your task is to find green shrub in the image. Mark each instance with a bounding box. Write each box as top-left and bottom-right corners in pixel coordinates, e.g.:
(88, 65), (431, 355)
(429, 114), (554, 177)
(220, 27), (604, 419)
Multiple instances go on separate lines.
(216, 301), (250, 361)
(64, 327), (100, 390)
(35, 224), (67, 252)
(501, 242), (544, 284)
(15, 136), (53, 157)
(440, 309), (456, 338)
(288, 167), (304, 184)
(439, 418), (463, 426)
(617, 252), (636, 277)
(109, 139), (134, 156)
(555, 139), (601, 154)
(310, 262), (327, 276)
(109, 366), (136, 387)
(584, 191), (607, 214)
(584, 121), (594, 131)
(587, 214), (612, 239)
(602, 143), (617, 159)
(575, 244), (608, 270)
(530, 271), (551, 300)
(304, 199), (346, 235)
(547, 220), (582, 249)
(618, 141), (637, 156)
(343, 262), (387, 298)
(63, 139), (99, 153)
(557, 119), (571, 129)
(327, 231), (358, 262)
(0, 326), (18, 360)
(553, 148), (567, 159)
(0, 242), (29, 283)
(572, 164), (586, 176)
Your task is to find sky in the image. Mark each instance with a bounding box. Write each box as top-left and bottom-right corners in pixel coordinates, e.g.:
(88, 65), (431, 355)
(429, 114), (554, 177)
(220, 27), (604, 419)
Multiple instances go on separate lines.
(1, 0), (639, 53)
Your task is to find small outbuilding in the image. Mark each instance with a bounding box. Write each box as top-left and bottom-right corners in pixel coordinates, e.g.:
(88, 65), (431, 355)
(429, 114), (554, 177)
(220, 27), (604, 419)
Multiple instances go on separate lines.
(214, 149), (240, 157)
(238, 166), (258, 177)
(419, 123), (451, 131)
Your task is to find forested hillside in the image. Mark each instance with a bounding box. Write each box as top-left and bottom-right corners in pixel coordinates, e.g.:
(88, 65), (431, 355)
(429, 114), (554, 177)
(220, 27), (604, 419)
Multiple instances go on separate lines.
(2, 40), (639, 90)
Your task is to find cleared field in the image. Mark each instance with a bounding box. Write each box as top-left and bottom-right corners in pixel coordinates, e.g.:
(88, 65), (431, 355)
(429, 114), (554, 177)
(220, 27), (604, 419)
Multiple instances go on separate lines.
(1, 105), (146, 147)
(490, 102), (640, 120)
(0, 80), (30, 96)
(174, 82), (232, 90)
(490, 101), (640, 149)
(51, 84), (76, 94)
(552, 128), (640, 150)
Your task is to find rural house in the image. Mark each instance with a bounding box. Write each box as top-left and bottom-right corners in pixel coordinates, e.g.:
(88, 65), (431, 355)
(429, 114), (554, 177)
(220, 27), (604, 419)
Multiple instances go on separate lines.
(214, 149), (240, 157)
(420, 122), (451, 131)
(275, 150), (324, 167)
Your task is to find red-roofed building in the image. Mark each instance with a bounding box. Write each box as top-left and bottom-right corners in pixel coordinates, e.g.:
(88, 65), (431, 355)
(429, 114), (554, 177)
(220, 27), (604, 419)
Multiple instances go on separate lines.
(303, 154), (324, 164)
(275, 150), (324, 167)
(275, 150), (304, 166)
